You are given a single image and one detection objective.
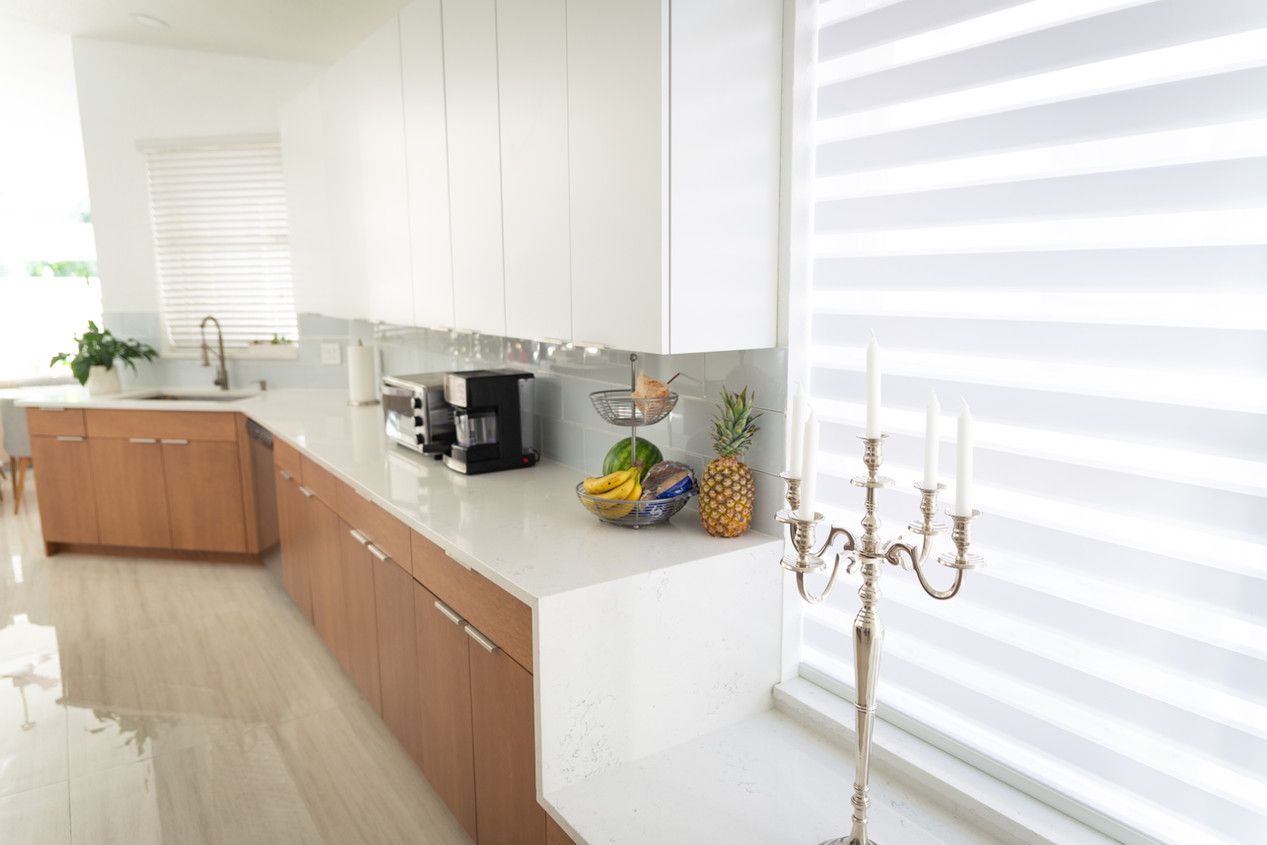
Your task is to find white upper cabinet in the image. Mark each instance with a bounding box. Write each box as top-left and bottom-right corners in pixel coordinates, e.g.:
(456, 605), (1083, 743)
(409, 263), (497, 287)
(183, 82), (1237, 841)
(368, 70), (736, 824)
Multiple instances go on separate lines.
(317, 17), (413, 324)
(280, 0), (782, 353)
(279, 80), (338, 317)
(350, 18), (414, 325)
(441, 0), (506, 336)
(400, 0), (455, 330)
(496, 0), (571, 343)
(568, 0), (782, 354)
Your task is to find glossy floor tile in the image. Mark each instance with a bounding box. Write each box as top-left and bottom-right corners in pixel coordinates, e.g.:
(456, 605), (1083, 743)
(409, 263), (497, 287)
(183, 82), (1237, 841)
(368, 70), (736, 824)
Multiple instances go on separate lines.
(0, 478), (470, 844)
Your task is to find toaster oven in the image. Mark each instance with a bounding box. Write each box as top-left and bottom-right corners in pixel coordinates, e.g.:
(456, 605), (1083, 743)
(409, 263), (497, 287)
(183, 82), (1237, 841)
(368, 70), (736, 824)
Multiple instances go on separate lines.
(380, 373), (455, 456)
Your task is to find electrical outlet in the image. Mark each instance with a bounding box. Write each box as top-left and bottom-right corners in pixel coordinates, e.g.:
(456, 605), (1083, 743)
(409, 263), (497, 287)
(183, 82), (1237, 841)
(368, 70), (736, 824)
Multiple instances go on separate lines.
(320, 342), (342, 365)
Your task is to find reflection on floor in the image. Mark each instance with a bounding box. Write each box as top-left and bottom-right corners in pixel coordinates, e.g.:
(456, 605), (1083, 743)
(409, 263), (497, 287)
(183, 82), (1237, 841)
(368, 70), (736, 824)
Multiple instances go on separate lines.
(0, 475), (470, 844)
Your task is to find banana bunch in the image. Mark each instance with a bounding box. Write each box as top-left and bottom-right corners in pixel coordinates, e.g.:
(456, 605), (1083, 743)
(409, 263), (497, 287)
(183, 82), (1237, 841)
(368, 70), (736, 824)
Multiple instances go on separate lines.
(581, 467), (642, 518)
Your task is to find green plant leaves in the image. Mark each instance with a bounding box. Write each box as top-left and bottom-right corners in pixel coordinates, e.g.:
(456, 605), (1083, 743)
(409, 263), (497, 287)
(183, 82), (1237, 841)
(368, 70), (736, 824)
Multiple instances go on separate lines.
(49, 321), (158, 386)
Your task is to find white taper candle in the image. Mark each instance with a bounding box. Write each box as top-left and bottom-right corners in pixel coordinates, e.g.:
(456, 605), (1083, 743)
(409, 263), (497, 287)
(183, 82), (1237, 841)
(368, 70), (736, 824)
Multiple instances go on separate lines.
(786, 386), (807, 477)
(923, 390), (940, 489)
(955, 402), (974, 516)
(799, 409), (819, 520)
(865, 334), (881, 437)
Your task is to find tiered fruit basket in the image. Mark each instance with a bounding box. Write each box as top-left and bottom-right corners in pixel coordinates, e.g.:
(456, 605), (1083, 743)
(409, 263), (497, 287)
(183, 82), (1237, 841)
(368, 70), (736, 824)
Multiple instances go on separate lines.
(575, 353), (695, 528)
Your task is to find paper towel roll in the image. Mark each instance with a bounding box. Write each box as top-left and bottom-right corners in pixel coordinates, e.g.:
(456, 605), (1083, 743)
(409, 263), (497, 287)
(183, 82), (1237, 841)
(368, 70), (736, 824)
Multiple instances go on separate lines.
(347, 342), (377, 404)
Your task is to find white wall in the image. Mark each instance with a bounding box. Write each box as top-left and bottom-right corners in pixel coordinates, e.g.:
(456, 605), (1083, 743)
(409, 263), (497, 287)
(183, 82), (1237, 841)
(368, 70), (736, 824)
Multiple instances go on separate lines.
(71, 38), (318, 314)
(0, 22), (94, 273)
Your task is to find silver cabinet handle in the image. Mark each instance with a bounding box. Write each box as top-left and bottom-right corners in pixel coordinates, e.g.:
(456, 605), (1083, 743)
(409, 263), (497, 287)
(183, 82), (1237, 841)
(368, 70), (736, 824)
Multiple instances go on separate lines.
(36, 407), (66, 412)
(55, 435), (84, 442)
(160, 438), (188, 445)
(298, 486), (314, 498)
(433, 600), (461, 626)
(128, 437), (158, 444)
(278, 468), (293, 481)
(463, 624), (498, 654)
(349, 528), (370, 545)
(367, 544), (389, 562)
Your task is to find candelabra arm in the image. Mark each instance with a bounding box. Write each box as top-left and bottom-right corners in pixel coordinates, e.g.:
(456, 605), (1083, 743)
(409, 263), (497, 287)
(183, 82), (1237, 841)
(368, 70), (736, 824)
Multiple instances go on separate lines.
(886, 541), (965, 601)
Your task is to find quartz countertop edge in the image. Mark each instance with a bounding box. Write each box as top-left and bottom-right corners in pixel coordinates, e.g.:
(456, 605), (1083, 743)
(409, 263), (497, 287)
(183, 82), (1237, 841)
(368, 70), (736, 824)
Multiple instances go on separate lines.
(19, 387), (781, 606)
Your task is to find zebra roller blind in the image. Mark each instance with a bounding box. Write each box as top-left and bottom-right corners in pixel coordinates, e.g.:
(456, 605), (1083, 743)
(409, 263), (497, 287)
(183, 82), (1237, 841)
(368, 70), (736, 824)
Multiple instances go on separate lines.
(800, 2), (1267, 842)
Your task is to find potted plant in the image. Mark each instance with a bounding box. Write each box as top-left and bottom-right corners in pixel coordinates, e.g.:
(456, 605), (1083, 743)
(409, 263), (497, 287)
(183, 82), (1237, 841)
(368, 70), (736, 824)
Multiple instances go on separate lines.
(50, 321), (158, 395)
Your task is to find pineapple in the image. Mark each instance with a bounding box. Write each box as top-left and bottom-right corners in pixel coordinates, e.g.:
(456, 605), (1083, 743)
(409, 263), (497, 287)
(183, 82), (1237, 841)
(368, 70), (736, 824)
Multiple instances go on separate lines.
(699, 387), (761, 538)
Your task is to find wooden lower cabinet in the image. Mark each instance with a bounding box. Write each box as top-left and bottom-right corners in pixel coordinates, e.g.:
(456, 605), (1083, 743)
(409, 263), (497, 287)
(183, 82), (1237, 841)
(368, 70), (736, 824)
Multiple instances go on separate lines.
(28, 435), (99, 544)
(415, 582), (478, 839)
(546, 815), (575, 845)
(470, 625), (546, 845)
(275, 466), (312, 621)
(162, 439), (247, 552)
(340, 521), (382, 713)
(303, 488), (349, 669)
(88, 438), (172, 548)
(374, 552), (422, 765)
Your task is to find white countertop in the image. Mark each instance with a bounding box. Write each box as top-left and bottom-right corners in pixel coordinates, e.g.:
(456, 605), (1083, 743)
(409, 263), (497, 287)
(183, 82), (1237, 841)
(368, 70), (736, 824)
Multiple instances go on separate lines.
(20, 386), (779, 605)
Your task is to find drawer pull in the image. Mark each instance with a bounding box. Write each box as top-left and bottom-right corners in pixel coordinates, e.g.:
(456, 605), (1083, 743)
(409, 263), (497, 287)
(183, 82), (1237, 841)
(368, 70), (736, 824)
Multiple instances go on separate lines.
(298, 485), (315, 498)
(463, 624), (498, 654)
(433, 600), (462, 626)
(160, 438), (189, 445)
(349, 528), (370, 545)
(128, 437), (158, 444)
(55, 435), (84, 442)
(278, 468), (293, 481)
(367, 544), (389, 562)
(36, 407), (66, 412)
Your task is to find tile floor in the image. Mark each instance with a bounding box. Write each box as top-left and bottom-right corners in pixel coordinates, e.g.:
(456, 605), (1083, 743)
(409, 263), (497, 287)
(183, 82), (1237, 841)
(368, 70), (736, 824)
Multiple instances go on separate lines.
(0, 477), (470, 844)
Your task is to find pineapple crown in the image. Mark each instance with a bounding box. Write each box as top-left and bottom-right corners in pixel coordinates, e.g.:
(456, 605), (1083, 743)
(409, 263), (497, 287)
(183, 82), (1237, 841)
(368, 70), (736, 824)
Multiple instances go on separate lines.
(711, 386), (761, 459)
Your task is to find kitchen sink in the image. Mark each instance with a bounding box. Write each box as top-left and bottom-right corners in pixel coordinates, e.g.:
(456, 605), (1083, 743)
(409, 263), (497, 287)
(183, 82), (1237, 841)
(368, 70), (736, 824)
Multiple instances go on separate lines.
(130, 392), (250, 402)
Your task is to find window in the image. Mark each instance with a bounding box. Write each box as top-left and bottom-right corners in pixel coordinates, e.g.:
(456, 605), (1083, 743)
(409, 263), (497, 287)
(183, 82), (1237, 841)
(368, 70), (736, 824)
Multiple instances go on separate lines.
(143, 137), (298, 350)
(798, 2), (1267, 843)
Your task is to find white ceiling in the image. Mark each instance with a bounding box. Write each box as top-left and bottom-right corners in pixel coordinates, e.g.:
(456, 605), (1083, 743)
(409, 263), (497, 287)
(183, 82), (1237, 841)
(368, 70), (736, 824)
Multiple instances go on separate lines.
(0, 0), (409, 64)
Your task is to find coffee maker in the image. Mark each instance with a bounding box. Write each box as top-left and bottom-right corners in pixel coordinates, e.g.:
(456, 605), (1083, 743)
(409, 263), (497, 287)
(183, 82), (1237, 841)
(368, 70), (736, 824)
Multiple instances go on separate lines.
(442, 369), (539, 475)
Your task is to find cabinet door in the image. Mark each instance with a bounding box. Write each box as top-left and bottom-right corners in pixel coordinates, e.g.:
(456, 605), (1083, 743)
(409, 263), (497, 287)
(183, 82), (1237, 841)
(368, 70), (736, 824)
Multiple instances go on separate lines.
(469, 624), (545, 845)
(302, 488), (349, 669)
(566, 0), (667, 353)
(161, 440), (246, 553)
(414, 582), (477, 839)
(88, 438), (171, 548)
(279, 80), (335, 317)
(442, 0), (506, 335)
(29, 435), (99, 545)
(400, 0), (455, 330)
(275, 466), (312, 621)
(496, 0), (571, 342)
(373, 550), (422, 765)
(341, 522), (382, 714)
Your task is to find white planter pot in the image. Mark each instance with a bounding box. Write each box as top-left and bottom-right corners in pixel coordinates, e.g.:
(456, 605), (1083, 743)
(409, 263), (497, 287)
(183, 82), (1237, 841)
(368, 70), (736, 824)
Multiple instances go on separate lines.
(86, 365), (122, 396)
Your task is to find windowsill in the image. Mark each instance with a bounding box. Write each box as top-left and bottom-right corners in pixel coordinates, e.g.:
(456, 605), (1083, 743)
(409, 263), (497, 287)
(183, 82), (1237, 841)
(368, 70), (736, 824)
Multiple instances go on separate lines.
(772, 675), (1123, 845)
(542, 676), (1117, 845)
(160, 345), (300, 362)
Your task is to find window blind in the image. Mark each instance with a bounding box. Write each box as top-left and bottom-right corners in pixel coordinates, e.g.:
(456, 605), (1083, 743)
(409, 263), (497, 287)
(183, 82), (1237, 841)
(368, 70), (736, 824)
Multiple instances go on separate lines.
(143, 139), (299, 349)
(800, 2), (1267, 843)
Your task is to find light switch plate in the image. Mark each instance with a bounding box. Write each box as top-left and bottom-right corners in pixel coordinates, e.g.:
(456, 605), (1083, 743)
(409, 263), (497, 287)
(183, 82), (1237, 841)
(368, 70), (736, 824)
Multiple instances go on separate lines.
(320, 342), (342, 365)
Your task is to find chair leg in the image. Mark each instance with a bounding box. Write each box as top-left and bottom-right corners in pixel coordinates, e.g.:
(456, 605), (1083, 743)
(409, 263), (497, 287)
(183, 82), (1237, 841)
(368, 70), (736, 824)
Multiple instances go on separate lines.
(13, 457), (28, 514)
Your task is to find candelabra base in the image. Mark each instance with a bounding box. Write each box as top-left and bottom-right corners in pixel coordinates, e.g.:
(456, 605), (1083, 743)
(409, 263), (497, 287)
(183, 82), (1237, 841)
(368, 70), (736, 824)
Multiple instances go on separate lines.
(819, 836), (873, 845)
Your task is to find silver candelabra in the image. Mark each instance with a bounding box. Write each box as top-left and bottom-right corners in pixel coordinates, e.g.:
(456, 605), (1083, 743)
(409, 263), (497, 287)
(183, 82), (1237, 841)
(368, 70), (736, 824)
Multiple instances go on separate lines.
(777, 435), (983, 845)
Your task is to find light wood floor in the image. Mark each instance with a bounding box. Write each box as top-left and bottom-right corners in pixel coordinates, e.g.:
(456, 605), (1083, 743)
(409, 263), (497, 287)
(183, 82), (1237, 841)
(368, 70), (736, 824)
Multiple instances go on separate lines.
(0, 475), (471, 844)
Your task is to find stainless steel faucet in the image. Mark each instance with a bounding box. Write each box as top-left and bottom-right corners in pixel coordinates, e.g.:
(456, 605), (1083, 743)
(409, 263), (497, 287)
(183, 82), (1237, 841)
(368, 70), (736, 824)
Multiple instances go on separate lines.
(199, 315), (229, 390)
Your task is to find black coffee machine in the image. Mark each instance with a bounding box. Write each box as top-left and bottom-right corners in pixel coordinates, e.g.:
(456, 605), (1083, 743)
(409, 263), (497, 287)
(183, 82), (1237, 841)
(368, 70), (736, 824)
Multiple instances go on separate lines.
(442, 369), (539, 475)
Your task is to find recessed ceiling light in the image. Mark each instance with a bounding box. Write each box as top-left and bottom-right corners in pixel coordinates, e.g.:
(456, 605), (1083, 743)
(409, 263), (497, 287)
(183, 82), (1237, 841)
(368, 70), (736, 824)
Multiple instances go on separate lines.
(129, 13), (170, 30)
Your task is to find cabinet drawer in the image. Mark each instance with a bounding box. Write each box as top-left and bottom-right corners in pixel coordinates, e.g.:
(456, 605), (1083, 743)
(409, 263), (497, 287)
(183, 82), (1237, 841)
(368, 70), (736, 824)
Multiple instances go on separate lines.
(274, 438), (302, 478)
(411, 530), (533, 672)
(85, 409), (237, 442)
(25, 407), (86, 437)
(300, 455), (338, 509)
(336, 480), (410, 566)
